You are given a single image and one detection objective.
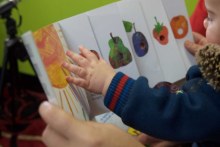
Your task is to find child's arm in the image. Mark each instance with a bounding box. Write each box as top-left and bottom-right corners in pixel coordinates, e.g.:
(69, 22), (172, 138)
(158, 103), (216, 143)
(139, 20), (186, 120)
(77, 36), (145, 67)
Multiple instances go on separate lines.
(63, 46), (220, 142)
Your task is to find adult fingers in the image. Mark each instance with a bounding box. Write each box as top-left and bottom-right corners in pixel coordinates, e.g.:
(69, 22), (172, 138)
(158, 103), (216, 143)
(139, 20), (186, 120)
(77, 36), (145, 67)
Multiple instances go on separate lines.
(42, 126), (68, 147)
(136, 133), (150, 145)
(136, 133), (162, 145)
(39, 101), (82, 139)
(184, 32), (208, 55)
(184, 40), (203, 55)
(192, 32), (208, 45)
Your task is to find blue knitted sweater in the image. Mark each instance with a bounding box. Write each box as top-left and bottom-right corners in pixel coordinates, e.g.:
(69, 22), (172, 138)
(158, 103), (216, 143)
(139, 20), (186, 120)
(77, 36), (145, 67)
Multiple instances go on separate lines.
(104, 65), (220, 146)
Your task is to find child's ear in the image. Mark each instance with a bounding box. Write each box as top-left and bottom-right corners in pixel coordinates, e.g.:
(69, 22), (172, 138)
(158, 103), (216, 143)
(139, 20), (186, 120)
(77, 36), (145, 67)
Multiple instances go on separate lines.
(196, 44), (220, 91)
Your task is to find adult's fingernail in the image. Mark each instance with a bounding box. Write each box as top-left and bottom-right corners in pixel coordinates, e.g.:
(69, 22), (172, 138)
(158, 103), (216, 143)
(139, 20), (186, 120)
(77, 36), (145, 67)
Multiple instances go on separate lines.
(40, 101), (52, 111)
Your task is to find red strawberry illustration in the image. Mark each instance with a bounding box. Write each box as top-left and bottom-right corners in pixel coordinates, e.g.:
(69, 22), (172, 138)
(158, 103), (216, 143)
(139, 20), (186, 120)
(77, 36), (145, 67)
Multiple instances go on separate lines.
(153, 17), (168, 45)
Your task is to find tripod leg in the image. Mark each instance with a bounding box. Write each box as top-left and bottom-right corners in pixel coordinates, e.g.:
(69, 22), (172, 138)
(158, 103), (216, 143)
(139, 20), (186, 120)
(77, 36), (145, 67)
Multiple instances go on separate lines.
(1, 39), (20, 147)
(0, 41), (9, 111)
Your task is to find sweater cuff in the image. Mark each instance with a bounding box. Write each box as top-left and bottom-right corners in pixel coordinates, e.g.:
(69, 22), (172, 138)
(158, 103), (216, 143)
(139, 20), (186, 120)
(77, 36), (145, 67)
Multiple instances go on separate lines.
(104, 72), (134, 116)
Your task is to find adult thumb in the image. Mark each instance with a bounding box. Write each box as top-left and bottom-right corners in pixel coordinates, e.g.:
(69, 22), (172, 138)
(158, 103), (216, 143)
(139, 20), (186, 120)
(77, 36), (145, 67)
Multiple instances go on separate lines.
(39, 101), (82, 138)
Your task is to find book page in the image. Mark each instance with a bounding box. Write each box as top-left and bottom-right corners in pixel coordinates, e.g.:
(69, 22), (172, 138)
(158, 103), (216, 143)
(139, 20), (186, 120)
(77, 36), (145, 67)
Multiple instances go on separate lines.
(95, 112), (129, 131)
(58, 14), (109, 117)
(86, 3), (140, 79)
(95, 112), (141, 136)
(138, 0), (187, 83)
(22, 24), (90, 120)
(117, 0), (164, 86)
(162, 0), (196, 70)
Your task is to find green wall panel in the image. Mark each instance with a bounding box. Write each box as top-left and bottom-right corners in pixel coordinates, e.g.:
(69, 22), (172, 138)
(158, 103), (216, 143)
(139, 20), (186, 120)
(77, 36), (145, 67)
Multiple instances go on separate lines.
(185, 0), (198, 16)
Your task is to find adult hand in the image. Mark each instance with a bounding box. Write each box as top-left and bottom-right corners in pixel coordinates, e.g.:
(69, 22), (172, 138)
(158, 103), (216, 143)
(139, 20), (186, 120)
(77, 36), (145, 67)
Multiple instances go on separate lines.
(39, 101), (145, 147)
(184, 32), (208, 55)
(136, 133), (183, 147)
(62, 46), (116, 95)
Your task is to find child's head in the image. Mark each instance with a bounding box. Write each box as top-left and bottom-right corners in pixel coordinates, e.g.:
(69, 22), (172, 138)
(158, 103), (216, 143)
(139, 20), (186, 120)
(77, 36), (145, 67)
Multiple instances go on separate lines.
(204, 0), (220, 45)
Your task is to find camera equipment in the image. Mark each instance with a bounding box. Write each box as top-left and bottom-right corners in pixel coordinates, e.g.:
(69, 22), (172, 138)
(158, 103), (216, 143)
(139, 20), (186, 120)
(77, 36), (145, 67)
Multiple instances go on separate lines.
(0, 1), (31, 147)
(0, 0), (27, 106)
(0, 0), (19, 16)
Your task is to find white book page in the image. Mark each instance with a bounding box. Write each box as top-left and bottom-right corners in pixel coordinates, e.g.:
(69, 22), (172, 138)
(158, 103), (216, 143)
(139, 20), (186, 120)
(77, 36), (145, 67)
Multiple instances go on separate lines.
(117, 0), (164, 86)
(58, 14), (100, 55)
(95, 112), (129, 131)
(162, 0), (196, 70)
(58, 14), (109, 117)
(86, 3), (140, 79)
(138, 0), (186, 83)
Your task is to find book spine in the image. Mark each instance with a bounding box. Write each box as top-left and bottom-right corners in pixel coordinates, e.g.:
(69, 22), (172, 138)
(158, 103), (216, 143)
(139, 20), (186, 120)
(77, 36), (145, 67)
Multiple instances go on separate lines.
(21, 31), (58, 105)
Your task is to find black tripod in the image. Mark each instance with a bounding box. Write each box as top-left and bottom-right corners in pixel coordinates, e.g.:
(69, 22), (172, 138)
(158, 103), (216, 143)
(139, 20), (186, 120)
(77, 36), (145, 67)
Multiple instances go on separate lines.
(0, 2), (29, 147)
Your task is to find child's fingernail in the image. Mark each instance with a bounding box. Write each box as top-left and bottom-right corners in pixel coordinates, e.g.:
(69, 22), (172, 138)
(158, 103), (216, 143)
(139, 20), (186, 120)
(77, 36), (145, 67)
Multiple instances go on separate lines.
(62, 62), (67, 66)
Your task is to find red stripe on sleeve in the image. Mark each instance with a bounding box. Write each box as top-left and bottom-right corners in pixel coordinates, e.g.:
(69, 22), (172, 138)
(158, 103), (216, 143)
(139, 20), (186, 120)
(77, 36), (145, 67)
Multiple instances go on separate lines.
(109, 75), (129, 110)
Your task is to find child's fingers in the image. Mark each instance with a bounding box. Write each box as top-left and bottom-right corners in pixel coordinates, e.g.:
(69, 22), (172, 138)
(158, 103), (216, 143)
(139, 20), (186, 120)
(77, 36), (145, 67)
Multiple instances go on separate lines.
(42, 126), (68, 147)
(79, 46), (99, 61)
(66, 76), (88, 88)
(62, 62), (87, 78)
(66, 50), (88, 67)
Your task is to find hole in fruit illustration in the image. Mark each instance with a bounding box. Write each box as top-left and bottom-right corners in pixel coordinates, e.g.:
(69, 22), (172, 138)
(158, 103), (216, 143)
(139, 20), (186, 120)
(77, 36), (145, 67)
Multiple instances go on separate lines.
(90, 50), (100, 59)
(170, 15), (188, 39)
(118, 52), (123, 59)
(177, 28), (184, 36)
(108, 33), (132, 69)
(159, 35), (165, 42)
(132, 23), (148, 57)
(153, 17), (168, 45)
(140, 42), (146, 49)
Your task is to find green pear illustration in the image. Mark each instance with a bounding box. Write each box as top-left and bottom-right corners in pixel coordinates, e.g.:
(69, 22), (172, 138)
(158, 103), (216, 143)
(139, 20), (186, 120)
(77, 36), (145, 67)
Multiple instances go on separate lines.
(132, 23), (148, 57)
(108, 33), (132, 69)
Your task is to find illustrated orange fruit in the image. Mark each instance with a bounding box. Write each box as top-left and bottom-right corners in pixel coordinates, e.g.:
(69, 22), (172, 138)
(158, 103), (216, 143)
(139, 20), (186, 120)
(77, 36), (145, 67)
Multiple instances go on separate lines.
(170, 15), (188, 39)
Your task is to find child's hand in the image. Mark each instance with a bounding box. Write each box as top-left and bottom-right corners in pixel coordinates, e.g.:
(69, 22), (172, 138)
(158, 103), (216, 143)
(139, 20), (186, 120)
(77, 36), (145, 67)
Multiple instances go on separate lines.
(184, 32), (208, 55)
(39, 101), (145, 147)
(62, 46), (116, 95)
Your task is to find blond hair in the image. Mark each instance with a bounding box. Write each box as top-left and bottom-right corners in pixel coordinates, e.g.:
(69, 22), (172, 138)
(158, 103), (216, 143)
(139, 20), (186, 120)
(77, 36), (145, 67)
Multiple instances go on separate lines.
(196, 44), (220, 91)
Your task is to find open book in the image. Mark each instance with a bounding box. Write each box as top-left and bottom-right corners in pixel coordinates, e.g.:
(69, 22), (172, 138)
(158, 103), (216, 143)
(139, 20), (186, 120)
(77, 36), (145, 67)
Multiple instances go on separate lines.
(22, 0), (195, 134)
